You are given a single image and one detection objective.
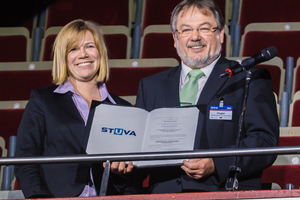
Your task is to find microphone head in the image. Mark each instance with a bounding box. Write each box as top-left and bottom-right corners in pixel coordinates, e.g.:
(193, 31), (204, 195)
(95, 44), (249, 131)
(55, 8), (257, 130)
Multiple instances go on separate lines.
(262, 46), (278, 60)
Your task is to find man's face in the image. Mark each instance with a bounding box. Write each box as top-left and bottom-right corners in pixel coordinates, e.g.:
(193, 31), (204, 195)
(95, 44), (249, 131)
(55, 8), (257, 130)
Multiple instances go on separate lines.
(173, 7), (224, 69)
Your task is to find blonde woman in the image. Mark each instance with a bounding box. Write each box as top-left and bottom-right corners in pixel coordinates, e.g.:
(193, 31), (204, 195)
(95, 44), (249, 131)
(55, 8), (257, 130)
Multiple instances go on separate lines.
(15, 19), (133, 198)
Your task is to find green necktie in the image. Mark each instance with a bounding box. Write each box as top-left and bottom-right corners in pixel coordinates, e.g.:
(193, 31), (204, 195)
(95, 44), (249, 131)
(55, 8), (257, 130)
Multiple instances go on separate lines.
(180, 69), (204, 106)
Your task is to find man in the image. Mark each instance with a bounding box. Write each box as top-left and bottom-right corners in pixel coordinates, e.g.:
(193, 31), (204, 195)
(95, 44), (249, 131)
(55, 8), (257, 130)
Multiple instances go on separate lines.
(134, 0), (279, 193)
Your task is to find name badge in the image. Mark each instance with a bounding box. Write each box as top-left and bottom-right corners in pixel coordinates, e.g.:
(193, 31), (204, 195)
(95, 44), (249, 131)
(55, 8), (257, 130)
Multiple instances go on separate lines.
(209, 106), (233, 120)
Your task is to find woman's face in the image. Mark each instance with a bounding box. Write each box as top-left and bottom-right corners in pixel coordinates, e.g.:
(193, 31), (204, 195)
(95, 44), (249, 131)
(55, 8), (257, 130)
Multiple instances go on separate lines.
(67, 31), (100, 82)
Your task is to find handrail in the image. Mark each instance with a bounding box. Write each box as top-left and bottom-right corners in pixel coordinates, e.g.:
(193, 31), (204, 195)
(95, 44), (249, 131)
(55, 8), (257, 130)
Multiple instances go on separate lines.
(1, 146), (300, 165)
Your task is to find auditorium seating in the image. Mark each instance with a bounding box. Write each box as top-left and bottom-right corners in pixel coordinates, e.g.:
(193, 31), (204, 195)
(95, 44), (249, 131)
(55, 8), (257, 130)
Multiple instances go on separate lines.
(43, 0), (133, 31)
(2, 0), (300, 194)
(292, 58), (300, 96)
(226, 57), (284, 101)
(288, 91), (300, 127)
(238, 0), (300, 36)
(280, 127), (300, 147)
(0, 28), (32, 62)
(141, 0), (229, 34)
(107, 58), (179, 104)
(0, 136), (8, 190)
(0, 69), (52, 101)
(231, 0), (300, 57)
(262, 127), (300, 189)
(240, 22), (300, 69)
(0, 1), (38, 37)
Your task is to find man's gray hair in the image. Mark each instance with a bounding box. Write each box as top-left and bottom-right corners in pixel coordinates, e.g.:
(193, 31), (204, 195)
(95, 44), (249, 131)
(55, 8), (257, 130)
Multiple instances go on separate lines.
(170, 0), (225, 33)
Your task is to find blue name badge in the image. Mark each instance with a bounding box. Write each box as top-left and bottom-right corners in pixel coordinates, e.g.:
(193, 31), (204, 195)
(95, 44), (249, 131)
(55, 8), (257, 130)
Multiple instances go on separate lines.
(209, 106), (233, 120)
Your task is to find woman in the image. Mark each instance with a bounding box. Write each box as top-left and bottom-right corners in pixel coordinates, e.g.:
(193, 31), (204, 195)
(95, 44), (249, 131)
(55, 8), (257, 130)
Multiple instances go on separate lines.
(15, 19), (133, 198)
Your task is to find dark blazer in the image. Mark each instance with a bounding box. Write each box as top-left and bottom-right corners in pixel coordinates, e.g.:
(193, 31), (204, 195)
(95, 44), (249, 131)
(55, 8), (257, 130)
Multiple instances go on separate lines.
(134, 56), (279, 193)
(15, 85), (131, 198)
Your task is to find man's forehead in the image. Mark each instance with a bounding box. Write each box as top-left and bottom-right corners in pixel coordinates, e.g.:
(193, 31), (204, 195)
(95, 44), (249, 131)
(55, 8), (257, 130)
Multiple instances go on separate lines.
(179, 6), (213, 19)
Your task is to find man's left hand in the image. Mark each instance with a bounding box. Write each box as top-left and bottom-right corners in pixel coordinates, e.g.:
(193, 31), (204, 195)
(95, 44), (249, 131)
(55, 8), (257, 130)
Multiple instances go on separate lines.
(181, 158), (215, 179)
(103, 161), (133, 176)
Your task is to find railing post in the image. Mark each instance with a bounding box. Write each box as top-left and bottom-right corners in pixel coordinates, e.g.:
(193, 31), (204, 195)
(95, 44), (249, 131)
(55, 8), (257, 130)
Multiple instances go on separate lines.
(279, 92), (289, 127)
(285, 57), (294, 103)
(99, 160), (110, 196)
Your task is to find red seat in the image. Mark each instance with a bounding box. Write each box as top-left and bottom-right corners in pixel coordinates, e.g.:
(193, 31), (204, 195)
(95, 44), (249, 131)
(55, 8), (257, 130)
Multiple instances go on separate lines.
(142, 0), (227, 34)
(262, 165), (300, 189)
(0, 28), (31, 62)
(0, 1), (38, 37)
(238, 0), (300, 36)
(240, 23), (300, 69)
(106, 67), (172, 97)
(256, 57), (285, 99)
(0, 70), (53, 101)
(289, 92), (300, 126)
(44, 0), (132, 30)
(0, 109), (25, 149)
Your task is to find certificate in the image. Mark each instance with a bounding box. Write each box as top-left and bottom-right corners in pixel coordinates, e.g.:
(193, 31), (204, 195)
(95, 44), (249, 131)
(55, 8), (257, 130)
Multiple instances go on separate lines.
(86, 103), (199, 167)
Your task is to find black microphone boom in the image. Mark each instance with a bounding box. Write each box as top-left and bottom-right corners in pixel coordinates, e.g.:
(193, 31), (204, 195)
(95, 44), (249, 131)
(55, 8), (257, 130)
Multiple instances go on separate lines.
(220, 46), (278, 78)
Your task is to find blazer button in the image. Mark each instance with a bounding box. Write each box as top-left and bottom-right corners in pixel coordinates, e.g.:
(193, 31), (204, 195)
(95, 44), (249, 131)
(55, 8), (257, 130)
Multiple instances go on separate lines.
(176, 179), (181, 185)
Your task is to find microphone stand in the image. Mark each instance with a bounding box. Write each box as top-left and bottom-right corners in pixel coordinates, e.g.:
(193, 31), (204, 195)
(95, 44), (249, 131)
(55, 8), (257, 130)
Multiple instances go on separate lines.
(225, 70), (252, 191)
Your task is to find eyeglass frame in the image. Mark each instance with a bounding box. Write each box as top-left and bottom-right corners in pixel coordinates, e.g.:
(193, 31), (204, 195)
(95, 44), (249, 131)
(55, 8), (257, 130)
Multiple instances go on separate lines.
(175, 26), (220, 37)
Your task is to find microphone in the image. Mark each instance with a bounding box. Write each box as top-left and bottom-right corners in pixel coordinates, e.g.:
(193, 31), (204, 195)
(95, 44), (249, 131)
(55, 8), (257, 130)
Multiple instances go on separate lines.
(220, 46), (278, 78)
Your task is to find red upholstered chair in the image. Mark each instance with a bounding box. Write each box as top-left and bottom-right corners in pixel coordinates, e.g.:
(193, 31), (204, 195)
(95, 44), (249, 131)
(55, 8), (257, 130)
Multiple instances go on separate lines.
(240, 23), (300, 69)
(141, 0), (229, 34)
(238, 0), (300, 36)
(42, 0), (133, 59)
(288, 91), (300, 127)
(262, 126), (300, 190)
(107, 67), (172, 96)
(140, 25), (180, 62)
(106, 58), (179, 104)
(44, 0), (133, 31)
(0, 109), (25, 151)
(226, 57), (284, 101)
(0, 1), (38, 37)
(279, 127), (300, 148)
(40, 26), (131, 61)
(256, 57), (285, 100)
(0, 28), (32, 62)
(0, 69), (53, 101)
(292, 59), (300, 96)
(262, 165), (300, 189)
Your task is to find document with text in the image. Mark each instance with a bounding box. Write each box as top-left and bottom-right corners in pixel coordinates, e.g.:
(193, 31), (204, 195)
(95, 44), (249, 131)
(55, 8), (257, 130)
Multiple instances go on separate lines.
(86, 104), (199, 167)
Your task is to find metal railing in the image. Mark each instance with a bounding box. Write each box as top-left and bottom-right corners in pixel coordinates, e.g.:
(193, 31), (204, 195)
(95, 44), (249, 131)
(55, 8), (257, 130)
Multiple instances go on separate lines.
(2, 146), (300, 196)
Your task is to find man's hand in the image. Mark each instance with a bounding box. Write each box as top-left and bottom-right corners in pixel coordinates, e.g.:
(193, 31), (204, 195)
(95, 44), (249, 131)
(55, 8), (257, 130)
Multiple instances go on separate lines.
(103, 161), (133, 176)
(181, 158), (215, 179)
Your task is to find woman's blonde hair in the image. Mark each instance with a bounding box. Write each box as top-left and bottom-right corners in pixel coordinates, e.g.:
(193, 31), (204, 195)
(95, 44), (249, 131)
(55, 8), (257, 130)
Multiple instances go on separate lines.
(52, 19), (109, 85)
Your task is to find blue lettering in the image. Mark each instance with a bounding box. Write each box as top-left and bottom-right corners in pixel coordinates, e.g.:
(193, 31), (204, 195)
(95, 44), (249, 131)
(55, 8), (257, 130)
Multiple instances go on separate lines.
(108, 128), (114, 133)
(129, 131), (136, 136)
(124, 130), (131, 135)
(114, 128), (123, 135)
(102, 127), (137, 136)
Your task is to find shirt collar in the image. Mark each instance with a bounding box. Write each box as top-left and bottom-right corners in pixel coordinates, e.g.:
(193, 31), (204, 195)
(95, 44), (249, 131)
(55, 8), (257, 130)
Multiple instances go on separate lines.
(54, 78), (116, 104)
(180, 55), (221, 83)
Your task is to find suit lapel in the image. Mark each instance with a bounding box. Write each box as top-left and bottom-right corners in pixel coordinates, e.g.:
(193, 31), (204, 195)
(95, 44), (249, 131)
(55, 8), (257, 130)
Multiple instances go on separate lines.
(198, 56), (230, 105)
(54, 92), (87, 152)
(162, 65), (181, 107)
(195, 56), (232, 149)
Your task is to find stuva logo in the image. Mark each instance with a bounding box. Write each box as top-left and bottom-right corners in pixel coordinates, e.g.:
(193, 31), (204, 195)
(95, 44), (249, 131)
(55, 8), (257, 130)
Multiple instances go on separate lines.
(101, 127), (136, 136)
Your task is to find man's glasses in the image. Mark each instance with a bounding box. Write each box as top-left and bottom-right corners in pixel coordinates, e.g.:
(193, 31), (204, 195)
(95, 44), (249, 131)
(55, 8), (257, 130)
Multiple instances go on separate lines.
(175, 27), (220, 37)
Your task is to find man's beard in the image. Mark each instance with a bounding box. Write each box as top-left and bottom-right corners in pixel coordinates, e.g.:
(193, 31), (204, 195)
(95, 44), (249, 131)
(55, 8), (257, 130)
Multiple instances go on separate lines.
(176, 38), (222, 68)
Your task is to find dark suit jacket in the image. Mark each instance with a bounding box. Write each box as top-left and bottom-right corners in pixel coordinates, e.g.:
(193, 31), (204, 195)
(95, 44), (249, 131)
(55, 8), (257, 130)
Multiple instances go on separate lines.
(134, 56), (279, 193)
(15, 85), (131, 198)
